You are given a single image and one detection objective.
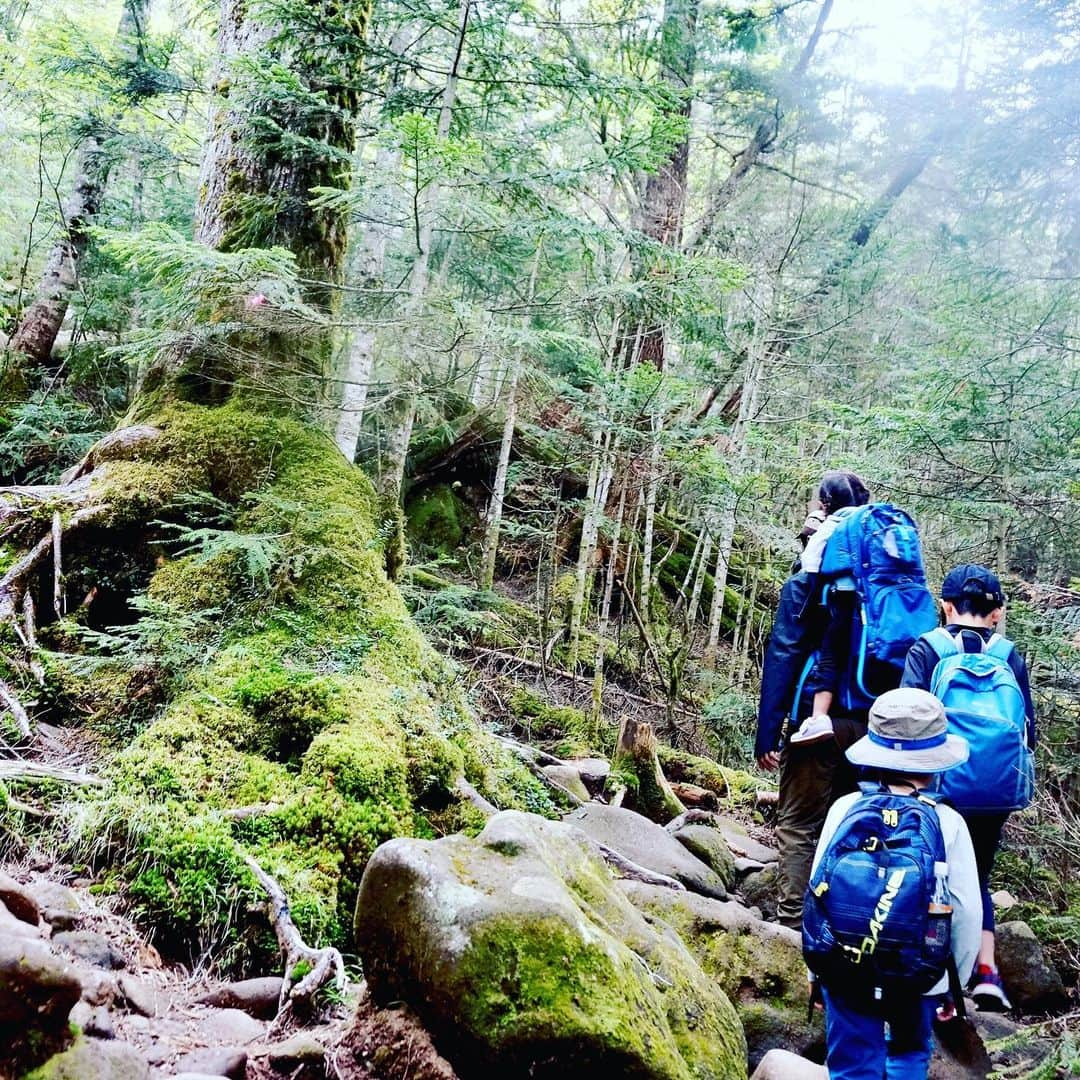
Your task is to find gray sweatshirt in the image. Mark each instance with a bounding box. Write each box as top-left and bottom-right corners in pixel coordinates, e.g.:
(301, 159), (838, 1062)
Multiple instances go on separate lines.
(810, 790), (982, 996)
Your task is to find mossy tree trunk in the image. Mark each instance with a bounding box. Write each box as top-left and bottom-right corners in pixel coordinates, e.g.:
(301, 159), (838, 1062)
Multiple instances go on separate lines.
(0, 0), (556, 1002)
(195, 0), (367, 313)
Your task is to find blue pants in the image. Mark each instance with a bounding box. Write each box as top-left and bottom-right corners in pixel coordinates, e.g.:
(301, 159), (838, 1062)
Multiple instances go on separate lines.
(822, 987), (937, 1079)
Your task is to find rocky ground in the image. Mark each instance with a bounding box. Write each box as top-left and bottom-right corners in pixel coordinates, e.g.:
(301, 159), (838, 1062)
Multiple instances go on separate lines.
(1, 747), (1072, 1079)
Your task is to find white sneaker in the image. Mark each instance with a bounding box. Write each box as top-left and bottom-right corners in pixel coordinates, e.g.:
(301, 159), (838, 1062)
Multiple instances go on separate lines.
(789, 715), (834, 746)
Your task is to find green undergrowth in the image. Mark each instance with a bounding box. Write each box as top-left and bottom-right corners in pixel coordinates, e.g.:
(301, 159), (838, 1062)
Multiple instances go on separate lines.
(506, 687), (610, 759)
(47, 399), (555, 972)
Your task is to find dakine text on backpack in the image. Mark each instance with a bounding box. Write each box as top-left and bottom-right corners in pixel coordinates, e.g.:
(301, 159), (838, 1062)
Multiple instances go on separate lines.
(803, 784), (954, 1003)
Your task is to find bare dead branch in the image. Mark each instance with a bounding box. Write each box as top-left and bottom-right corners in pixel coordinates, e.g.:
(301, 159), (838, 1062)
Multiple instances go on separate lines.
(219, 802), (284, 820)
(52, 510), (62, 618)
(0, 680), (32, 739)
(241, 851), (346, 1029)
(455, 776), (497, 818)
(0, 761), (103, 785)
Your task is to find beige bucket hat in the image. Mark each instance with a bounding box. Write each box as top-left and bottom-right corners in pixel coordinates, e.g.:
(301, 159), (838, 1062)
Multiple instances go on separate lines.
(846, 688), (969, 774)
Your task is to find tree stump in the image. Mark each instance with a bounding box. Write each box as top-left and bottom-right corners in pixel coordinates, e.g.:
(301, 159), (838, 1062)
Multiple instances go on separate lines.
(610, 716), (686, 824)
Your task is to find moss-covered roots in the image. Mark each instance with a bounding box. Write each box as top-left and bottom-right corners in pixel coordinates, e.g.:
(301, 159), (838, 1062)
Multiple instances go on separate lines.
(10, 400), (556, 972)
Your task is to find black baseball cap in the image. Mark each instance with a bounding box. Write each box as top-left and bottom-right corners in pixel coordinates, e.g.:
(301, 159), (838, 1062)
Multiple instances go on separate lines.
(940, 564), (1005, 606)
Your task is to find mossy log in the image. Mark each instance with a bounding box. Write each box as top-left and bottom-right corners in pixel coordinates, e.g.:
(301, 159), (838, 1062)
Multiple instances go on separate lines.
(610, 715), (686, 825)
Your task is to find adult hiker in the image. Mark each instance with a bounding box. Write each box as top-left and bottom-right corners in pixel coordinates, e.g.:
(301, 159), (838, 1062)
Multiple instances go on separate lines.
(754, 470), (871, 930)
(803, 687), (981, 1080)
(902, 564), (1036, 1011)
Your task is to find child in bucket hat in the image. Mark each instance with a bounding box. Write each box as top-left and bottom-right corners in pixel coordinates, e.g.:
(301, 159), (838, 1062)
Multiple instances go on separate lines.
(845, 686), (970, 773)
(806, 689), (982, 1080)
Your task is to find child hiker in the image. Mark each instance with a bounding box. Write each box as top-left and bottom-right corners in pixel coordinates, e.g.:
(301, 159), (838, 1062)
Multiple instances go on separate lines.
(902, 564), (1036, 1011)
(803, 688), (981, 1080)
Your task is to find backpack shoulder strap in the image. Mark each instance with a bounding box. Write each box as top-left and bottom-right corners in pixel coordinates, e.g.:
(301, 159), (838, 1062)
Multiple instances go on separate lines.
(925, 627), (959, 660)
(985, 633), (1015, 662)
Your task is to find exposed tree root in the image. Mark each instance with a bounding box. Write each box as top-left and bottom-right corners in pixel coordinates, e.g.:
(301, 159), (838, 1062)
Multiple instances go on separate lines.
(494, 738), (583, 807)
(241, 851), (346, 1030)
(59, 424), (163, 483)
(455, 776), (497, 817)
(0, 761), (104, 785)
(0, 423), (162, 740)
(589, 839), (684, 890)
(0, 680), (32, 739)
(664, 808), (720, 835)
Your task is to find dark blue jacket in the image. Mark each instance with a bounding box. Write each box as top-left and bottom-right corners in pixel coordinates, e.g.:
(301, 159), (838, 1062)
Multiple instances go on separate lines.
(755, 571), (828, 758)
(901, 625), (1036, 748)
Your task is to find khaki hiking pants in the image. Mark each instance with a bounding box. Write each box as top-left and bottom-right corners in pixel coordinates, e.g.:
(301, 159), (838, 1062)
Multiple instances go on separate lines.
(775, 716), (866, 930)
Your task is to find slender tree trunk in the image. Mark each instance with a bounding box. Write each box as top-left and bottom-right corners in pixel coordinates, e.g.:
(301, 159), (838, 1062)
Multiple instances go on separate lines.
(8, 0), (148, 368)
(568, 429), (617, 671)
(638, 413), (664, 629)
(675, 527), (705, 609)
(479, 364), (519, 589)
(375, 0), (471, 537)
(480, 247), (541, 589)
(736, 563), (761, 690)
(686, 529), (712, 627)
(592, 479), (628, 726)
(334, 26), (414, 460)
(633, 0), (698, 370)
(704, 508), (733, 667)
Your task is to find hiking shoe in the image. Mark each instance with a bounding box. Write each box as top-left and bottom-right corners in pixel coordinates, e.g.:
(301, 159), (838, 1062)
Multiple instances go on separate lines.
(790, 714), (834, 746)
(935, 994), (957, 1022)
(971, 965), (1012, 1012)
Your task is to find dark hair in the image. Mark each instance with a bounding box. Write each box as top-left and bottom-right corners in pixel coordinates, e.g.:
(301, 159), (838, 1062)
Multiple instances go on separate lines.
(818, 470), (871, 515)
(951, 594), (1001, 618)
(874, 768), (934, 786)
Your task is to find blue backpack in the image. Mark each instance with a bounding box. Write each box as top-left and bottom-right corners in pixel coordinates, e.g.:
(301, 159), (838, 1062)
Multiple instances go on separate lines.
(927, 629), (1034, 813)
(803, 784), (952, 1002)
(819, 504), (939, 711)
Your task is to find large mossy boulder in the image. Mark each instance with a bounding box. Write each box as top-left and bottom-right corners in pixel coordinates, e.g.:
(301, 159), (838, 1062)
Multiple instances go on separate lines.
(995, 921), (1069, 1014)
(670, 825), (737, 890)
(619, 883), (815, 1071)
(355, 810), (747, 1079)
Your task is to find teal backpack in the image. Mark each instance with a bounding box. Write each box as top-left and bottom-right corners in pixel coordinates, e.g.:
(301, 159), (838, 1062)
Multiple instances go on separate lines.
(927, 629), (1034, 813)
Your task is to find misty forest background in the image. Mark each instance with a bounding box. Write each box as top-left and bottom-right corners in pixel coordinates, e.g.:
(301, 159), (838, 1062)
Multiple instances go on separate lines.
(1, 0), (1079, 1049)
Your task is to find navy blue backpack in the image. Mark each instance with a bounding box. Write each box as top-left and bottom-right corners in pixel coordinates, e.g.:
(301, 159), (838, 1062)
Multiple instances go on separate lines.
(927, 629), (1034, 813)
(803, 784), (952, 1002)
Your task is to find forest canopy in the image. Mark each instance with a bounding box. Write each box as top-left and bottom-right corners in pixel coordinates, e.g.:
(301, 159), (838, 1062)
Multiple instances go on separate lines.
(0, 0), (1078, 1074)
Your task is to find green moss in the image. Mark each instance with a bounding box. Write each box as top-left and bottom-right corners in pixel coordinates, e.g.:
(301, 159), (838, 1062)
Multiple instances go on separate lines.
(57, 401), (533, 969)
(507, 688), (606, 757)
(657, 745), (764, 810)
(456, 915), (692, 1076)
(631, 893), (810, 1069)
(406, 483), (475, 558)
